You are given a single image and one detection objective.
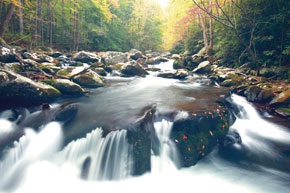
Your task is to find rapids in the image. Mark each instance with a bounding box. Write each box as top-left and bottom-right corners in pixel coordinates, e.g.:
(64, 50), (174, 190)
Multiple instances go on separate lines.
(0, 61), (290, 193)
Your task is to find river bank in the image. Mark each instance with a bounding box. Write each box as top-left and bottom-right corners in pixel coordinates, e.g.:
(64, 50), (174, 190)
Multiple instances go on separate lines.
(1, 43), (289, 121)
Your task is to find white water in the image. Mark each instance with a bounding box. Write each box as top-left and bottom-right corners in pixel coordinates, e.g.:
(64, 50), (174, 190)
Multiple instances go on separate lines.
(54, 128), (132, 181)
(1, 94), (290, 193)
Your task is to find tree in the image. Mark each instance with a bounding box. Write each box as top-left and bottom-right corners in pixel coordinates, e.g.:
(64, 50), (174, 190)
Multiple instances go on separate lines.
(0, 1), (17, 38)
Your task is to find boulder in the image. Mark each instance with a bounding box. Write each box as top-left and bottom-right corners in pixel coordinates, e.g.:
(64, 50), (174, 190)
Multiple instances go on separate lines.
(129, 49), (145, 60)
(147, 57), (169, 65)
(72, 51), (100, 63)
(245, 85), (262, 102)
(37, 54), (54, 63)
(102, 51), (129, 65)
(92, 67), (107, 76)
(22, 52), (38, 60)
(43, 79), (86, 95)
(0, 46), (18, 63)
(192, 61), (211, 74)
(270, 90), (290, 106)
(158, 69), (189, 79)
(72, 70), (105, 88)
(0, 69), (61, 105)
(170, 105), (230, 167)
(121, 61), (149, 77)
(127, 105), (159, 176)
(171, 54), (181, 60)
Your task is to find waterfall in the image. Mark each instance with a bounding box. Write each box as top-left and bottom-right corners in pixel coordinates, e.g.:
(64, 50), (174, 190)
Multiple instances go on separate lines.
(151, 119), (179, 173)
(0, 122), (63, 191)
(229, 94), (290, 157)
(55, 128), (132, 181)
(1, 93), (290, 193)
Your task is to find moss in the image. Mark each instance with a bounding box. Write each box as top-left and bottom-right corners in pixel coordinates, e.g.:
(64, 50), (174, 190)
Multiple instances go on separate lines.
(41, 79), (56, 85)
(56, 68), (72, 77)
(278, 108), (290, 114)
(227, 73), (244, 84)
(12, 65), (22, 73)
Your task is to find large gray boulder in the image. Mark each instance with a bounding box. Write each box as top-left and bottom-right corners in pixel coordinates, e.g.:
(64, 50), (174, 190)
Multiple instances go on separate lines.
(0, 69), (61, 105)
(72, 51), (100, 63)
(43, 79), (86, 96)
(72, 70), (105, 88)
(121, 61), (149, 77)
(102, 51), (129, 65)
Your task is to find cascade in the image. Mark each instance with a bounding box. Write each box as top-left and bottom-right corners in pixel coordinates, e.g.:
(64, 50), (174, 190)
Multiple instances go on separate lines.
(55, 128), (132, 181)
(151, 119), (180, 173)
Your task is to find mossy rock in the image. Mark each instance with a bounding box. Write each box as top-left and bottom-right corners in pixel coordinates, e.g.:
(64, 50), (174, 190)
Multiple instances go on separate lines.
(0, 69), (61, 105)
(56, 67), (74, 78)
(275, 107), (290, 117)
(42, 78), (86, 95)
(270, 90), (290, 106)
(72, 70), (105, 88)
(246, 85), (262, 102)
(170, 107), (230, 167)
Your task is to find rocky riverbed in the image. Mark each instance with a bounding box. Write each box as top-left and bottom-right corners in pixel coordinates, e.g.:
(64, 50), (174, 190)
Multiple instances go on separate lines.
(0, 43), (289, 174)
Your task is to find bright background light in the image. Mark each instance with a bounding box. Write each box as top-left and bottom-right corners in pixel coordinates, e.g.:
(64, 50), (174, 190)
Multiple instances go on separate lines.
(156, 0), (169, 9)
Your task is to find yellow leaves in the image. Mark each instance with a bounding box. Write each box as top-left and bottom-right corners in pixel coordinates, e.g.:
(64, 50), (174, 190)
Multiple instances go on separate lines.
(91, 0), (118, 21)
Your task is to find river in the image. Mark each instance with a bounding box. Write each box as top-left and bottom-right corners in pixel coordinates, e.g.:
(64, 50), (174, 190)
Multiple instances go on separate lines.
(0, 60), (289, 193)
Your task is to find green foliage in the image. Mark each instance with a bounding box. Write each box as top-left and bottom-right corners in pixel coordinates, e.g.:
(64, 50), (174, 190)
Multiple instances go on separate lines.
(170, 40), (185, 54)
(1, 0), (165, 52)
(214, 0), (290, 68)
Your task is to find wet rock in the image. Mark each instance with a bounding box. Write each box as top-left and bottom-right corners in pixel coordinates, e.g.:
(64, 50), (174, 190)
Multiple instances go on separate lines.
(275, 107), (290, 118)
(257, 88), (275, 103)
(0, 69), (61, 105)
(72, 70), (105, 88)
(92, 67), (107, 76)
(129, 49), (145, 60)
(22, 52), (38, 60)
(192, 61), (211, 74)
(245, 85), (262, 102)
(39, 62), (60, 75)
(102, 51), (129, 65)
(72, 51), (100, 63)
(42, 79), (86, 96)
(270, 90), (290, 106)
(147, 57), (169, 65)
(127, 105), (160, 176)
(81, 156), (92, 180)
(19, 102), (79, 130)
(171, 54), (181, 60)
(121, 61), (149, 77)
(0, 47), (18, 63)
(170, 105), (230, 167)
(157, 69), (189, 79)
(37, 54), (54, 63)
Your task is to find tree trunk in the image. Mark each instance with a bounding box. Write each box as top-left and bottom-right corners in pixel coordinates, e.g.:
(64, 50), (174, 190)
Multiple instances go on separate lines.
(73, 1), (79, 52)
(18, 0), (24, 35)
(198, 12), (208, 48)
(0, 2), (16, 38)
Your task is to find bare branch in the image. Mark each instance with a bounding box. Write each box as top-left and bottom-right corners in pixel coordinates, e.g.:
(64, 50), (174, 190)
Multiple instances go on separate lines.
(192, 0), (234, 29)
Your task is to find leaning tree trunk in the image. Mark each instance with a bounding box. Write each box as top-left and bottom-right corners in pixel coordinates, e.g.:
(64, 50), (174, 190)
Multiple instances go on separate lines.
(0, 2), (16, 38)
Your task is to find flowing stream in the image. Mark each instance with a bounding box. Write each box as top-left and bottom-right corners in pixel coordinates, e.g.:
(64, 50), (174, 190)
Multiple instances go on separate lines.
(0, 61), (290, 193)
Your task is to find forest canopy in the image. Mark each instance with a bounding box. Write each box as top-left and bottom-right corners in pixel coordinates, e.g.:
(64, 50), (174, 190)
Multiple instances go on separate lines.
(0, 0), (165, 52)
(1, 0), (290, 69)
